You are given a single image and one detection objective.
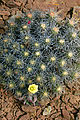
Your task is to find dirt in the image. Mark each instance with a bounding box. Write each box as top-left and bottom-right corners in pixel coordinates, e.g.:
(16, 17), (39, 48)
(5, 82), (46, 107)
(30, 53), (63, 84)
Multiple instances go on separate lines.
(0, 0), (80, 120)
(0, 79), (80, 120)
(0, 0), (80, 33)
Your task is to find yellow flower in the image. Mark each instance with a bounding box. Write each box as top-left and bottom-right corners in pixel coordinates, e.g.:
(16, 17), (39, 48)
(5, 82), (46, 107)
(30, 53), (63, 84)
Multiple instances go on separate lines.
(52, 76), (56, 81)
(59, 39), (65, 44)
(68, 51), (73, 58)
(62, 71), (68, 76)
(9, 83), (14, 88)
(30, 60), (35, 65)
(53, 27), (59, 33)
(25, 36), (29, 40)
(45, 38), (50, 43)
(50, 57), (56, 62)
(4, 49), (8, 53)
(16, 91), (22, 96)
(28, 80), (32, 84)
(35, 51), (40, 56)
(22, 25), (27, 29)
(50, 12), (55, 18)
(21, 44), (24, 48)
(60, 60), (66, 67)
(34, 42), (39, 47)
(43, 92), (48, 97)
(8, 33), (11, 36)
(20, 76), (25, 81)
(24, 51), (29, 56)
(41, 64), (46, 70)
(16, 60), (22, 65)
(6, 69), (12, 76)
(57, 86), (62, 92)
(10, 22), (15, 26)
(69, 19), (75, 26)
(41, 23), (46, 29)
(36, 75), (41, 82)
(3, 39), (8, 42)
(28, 84), (38, 94)
(72, 32), (77, 38)
(27, 67), (32, 72)
(74, 72), (80, 78)
(27, 13), (32, 18)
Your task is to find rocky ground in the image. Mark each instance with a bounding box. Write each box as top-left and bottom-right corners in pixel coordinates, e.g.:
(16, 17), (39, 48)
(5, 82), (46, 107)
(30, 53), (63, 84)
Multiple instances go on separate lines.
(0, 79), (80, 120)
(0, 0), (80, 33)
(0, 0), (80, 120)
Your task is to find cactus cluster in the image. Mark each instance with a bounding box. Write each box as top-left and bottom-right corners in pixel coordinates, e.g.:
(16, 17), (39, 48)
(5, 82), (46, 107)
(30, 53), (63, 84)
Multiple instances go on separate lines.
(0, 10), (80, 105)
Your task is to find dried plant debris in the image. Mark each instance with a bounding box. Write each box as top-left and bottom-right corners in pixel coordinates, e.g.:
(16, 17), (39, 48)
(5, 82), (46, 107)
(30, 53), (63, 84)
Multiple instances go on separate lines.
(43, 106), (52, 115)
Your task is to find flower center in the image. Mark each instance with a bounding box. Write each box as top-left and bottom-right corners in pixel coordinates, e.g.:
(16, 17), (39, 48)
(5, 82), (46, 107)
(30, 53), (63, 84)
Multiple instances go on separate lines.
(30, 86), (35, 91)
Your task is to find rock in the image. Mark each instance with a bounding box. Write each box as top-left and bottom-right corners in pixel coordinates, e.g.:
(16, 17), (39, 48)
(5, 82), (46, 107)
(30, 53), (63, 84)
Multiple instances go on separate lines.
(36, 108), (41, 117)
(50, 112), (61, 118)
(55, 116), (63, 120)
(62, 109), (70, 120)
(69, 95), (80, 109)
(61, 103), (66, 109)
(0, 19), (4, 24)
(55, 100), (61, 112)
(39, 98), (50, 106)
(19, 113), (30, 120)
(3, 15), (8, 20)
(16, 110), (24, 118)
(6, 1), (18, 8)
(70, 113), (74, 120)
(78, 112), (80, 120)
(1, 116), (7, 120)
(1, 5), (10, 10)
(6, 112), (13, 120)
(13, 1), (21, 7)
(0, 16), (2, 19)
(39, 115), (46, 120)
(0, 10), (10, 16)
(11, 8), (19, 15)
(37, 118), (41, 120)
(65, 104), (74, 112)
(22, 105), (38, 113)
(62, 95), (70, 103)
(21, 0), (27, 7)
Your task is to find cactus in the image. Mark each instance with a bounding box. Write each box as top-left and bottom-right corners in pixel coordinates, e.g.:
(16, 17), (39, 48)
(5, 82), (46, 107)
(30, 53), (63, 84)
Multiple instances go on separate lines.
(0, 10), (80, 105)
